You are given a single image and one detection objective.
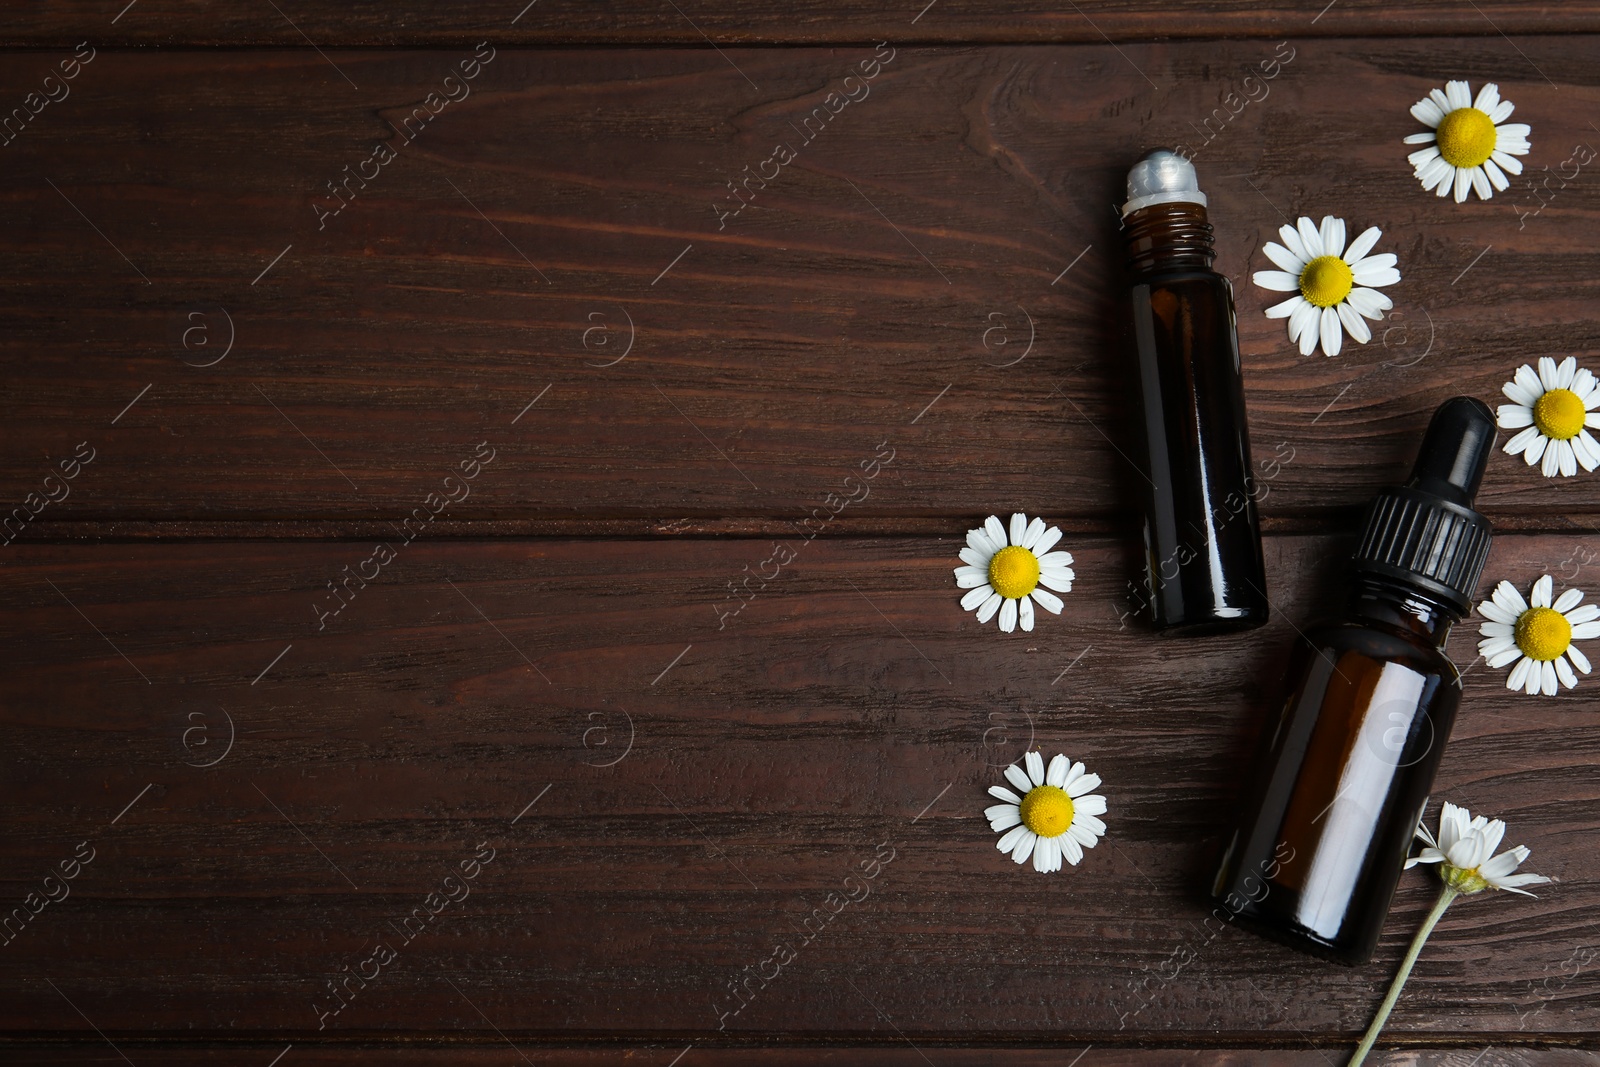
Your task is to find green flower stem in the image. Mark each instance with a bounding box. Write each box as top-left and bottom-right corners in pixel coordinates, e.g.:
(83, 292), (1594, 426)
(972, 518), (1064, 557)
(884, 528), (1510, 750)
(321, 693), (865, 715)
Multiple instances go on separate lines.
(1348, 885), (1459, 1067)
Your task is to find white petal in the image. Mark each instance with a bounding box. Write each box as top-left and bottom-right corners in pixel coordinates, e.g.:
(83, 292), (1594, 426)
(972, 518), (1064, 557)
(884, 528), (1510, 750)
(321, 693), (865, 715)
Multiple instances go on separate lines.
(1567, 644), (1592, 673)
(1018, 595), (1035, 632)
(1074, 794), (1107, 816)
(1008, 513), (1027, 546)
(1039, 551), (1073, 568)
(1060, 834), (1084, 866)
(1564, 603), (1599, 624)
(986, 805), (1021, 829)
(1477, 598), (1517, 624)
(1297, 216), (1324, 258)
(1489, 98), (1514, 123)
(1046, 753), (1068, 788)
(1037, 570), (1074, 593)
(1253, 270), (1302, 292)
(1503, 425), (1541, 457)
(1485, 645), (1523, 669)
(1337, 301), (1371, 345)
(962, 584), (995, 610)
(1265, 295), (1303, 320)
(1034, 834), (1058, 873)
(1471, 167), (1493, 201)
(1262, 241), (1305, 273)
(1011, 829), (1037, 865)
(1508, 656), (1533, 692)
(998, 825), (1029, 856)
(1021, 516), (1046, 550)
(1351, 263), (1401, 288)
(1556, 656), (1578, 689)
(955, 565), (988, 588)
(1572, 621), (1600, 640)
(988, 784), (1021, 803)
(1491, 581), (1527, 614)
(1032, 526), (1063, 556)
(1275, 224), (1307, 262)
(1497, 404), (1533, 429)
(1542, 660), (1559, 696)
(1345, 287), (1392, 318)
(1321, 215), (1346, 259)
(1478, 620), (1513, 637)
(1025, 750), (1045, 786)
(1473, 82), (1500, 111)
(959, 546), (987, 568)
(1533, 574), (1553, 608)
(1343, 226), (1382, 264)
(976, 591), (1003, 624)
(1029, 587), (1064, 614)
(1288, 300), (1320, 346)
(998, 597), (1018, 633)
(1539, 356), (1561, 391)
(1446, 80), (1472, 109)
(1482, 157), (1510, 191)
(1004, 764), (1032, 794)
(1453, 168), (1472, 203)
(1411, 97), (1445, 127)
(1320, 306), (1343, 357)
(967, 526), (999, 556)
(984, 515), (1007, 550)
(1066, 772), (1102, 798)
(1491, 149), (1524, 174)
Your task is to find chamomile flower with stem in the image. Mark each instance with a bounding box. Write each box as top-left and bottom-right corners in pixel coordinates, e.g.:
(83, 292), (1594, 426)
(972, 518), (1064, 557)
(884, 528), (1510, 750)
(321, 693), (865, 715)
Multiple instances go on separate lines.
(985, 751), (1108, 873)
(1477, 574), (1599, 696)
(1497, 356), (1600, 477)
(1348, 801), (1551, 1066)
(1405, 80), (1531, 203)
(1253, 215), (1399, 357)
(954, 512), (1073, 633)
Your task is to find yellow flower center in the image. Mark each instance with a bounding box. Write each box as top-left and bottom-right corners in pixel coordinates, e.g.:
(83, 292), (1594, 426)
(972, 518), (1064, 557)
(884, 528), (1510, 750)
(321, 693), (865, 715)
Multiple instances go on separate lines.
(1018, 784), (1074, 838)
(1533, 388), (1586, 441)
(1442, 863), (1490, 895)
(988, 544), (1040, 600)
(1298, 255), (1354, 309)
(1515, 606), (1572, 662)
(1435, 107), (1498, 169)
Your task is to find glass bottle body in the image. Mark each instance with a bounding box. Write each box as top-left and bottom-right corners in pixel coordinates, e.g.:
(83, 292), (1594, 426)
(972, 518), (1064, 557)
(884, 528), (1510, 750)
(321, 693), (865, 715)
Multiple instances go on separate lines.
(1122, 205), (1268, 634)
(1210, 583), (1461, 964)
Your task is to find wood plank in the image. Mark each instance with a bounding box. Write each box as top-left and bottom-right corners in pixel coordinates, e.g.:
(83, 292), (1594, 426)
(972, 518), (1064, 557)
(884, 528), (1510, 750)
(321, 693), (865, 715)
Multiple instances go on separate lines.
(2, 40), (1598, 529)
(4, 2), (1600, 46)
(1, 535), (1595, 1042)
(4, 1048), (1599, 1065)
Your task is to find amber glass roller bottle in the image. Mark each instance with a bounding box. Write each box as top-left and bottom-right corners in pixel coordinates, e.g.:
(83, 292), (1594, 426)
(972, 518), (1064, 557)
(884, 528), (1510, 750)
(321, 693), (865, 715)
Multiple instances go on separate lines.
(1120, 149), (1269, 634)
(1211, 397), (1498, 964)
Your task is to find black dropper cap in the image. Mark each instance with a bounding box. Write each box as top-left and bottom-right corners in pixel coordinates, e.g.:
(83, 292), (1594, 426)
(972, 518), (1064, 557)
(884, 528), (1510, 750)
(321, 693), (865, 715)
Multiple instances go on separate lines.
(1350, 397), (1497, 616)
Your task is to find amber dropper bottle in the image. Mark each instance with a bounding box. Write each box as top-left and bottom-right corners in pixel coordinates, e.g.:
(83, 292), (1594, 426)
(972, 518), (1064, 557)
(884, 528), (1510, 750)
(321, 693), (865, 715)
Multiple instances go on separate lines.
(1120, 149), (1268, 634)
(1211, 397), (1498, 964)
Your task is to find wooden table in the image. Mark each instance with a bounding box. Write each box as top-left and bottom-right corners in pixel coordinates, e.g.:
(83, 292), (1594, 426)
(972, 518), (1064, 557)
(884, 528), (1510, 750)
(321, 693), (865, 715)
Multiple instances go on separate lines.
(2, 3), (1597, 1063)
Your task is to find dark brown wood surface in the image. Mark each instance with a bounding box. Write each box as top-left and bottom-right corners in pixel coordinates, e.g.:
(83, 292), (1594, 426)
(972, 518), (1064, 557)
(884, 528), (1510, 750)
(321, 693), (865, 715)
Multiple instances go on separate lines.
(3, 538), (1598, 1058)
(5, 1), (1600, 45)
(2, 10), (1598, 1064)
(2, 39), (1598, 533)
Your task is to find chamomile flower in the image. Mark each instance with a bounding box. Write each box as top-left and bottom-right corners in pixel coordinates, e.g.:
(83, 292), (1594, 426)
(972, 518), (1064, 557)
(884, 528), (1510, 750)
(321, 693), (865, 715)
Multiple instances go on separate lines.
(1405, 801), (1551, 896)
(1351, 802), (1551, 1065)
(954, 513), (1073, 633)
(1253, 216), (1400, 357)
(1497, 356), (1600, 477)
(1405, 80), (1531, 203)
(986, 751), (1107, 873)
(1477, 575), (1600, 696)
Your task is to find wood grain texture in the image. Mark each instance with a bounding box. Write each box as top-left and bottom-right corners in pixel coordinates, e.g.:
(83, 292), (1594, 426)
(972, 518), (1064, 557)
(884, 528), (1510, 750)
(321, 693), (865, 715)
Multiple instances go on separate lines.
(4, 1), (1600, 46)
(4, 1050), (1600, 1065)
(2, 536), (1595, 1045)
(2, 40), (1598, 529)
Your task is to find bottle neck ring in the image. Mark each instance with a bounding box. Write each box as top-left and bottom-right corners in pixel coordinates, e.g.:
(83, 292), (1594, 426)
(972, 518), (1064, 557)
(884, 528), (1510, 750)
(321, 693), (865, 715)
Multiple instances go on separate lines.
(1122, 203), (1217, 275)
(1349, 573), (1460, 646)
